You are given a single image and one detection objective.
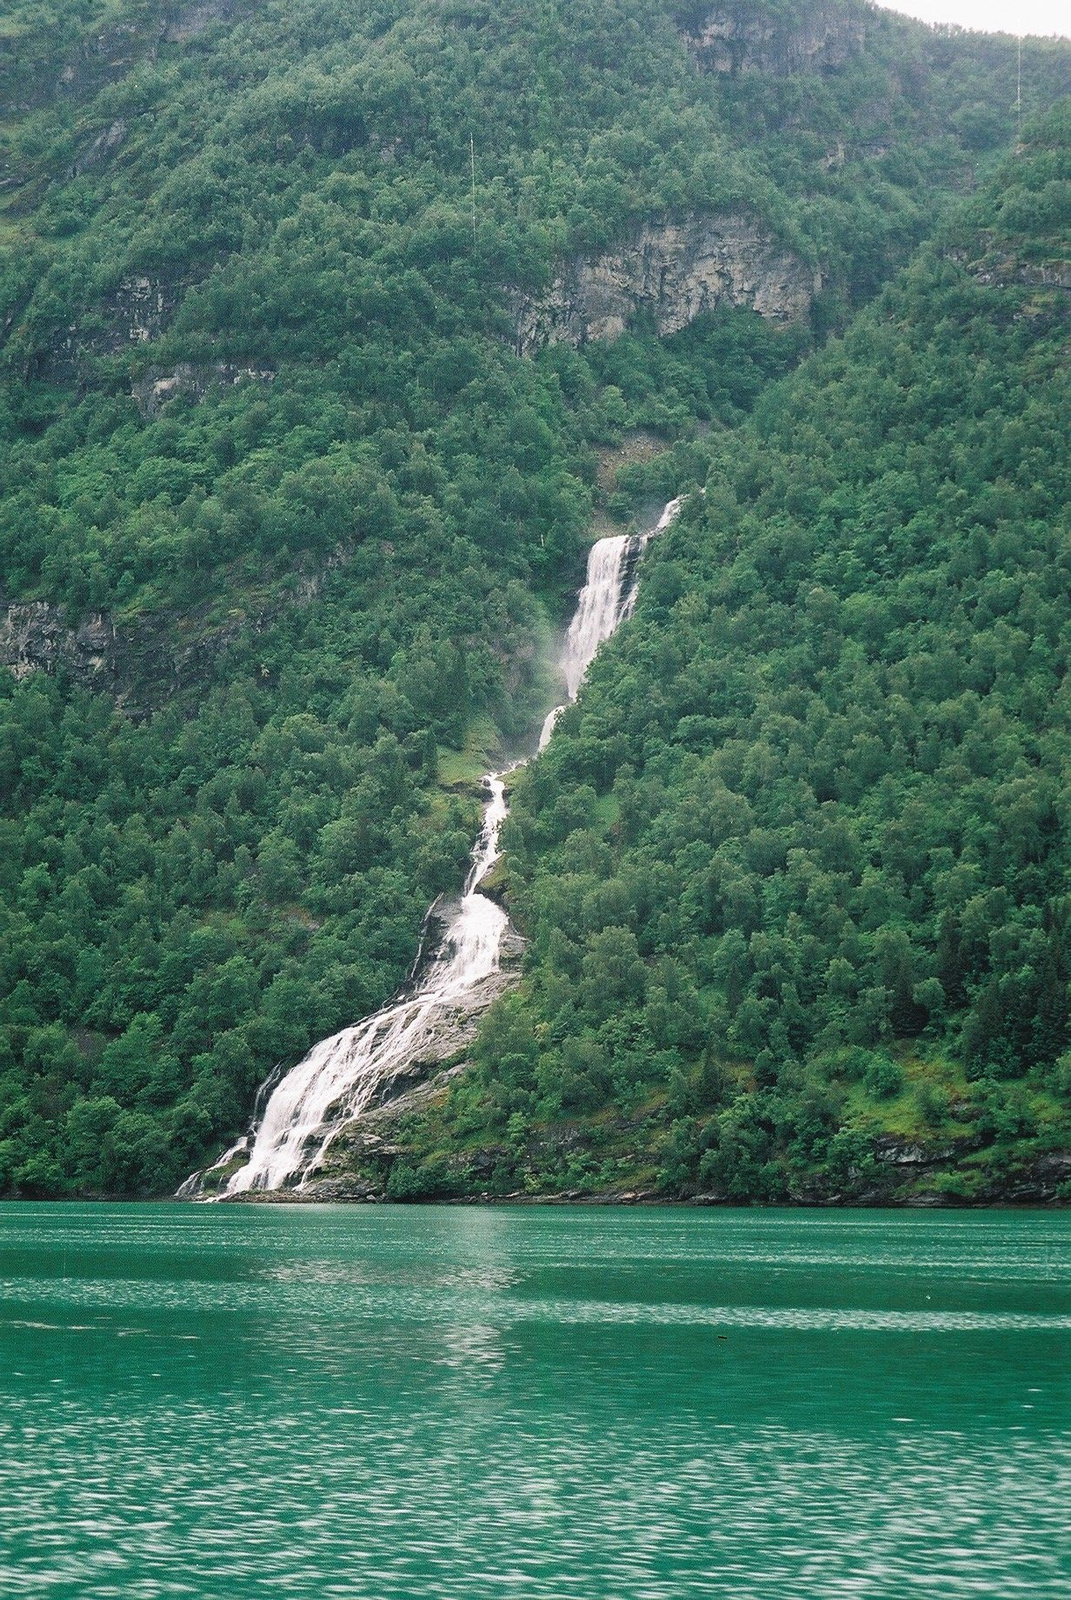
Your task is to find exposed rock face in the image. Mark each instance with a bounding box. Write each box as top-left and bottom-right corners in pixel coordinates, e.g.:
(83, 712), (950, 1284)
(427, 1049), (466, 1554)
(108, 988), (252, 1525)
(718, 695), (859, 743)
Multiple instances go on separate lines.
(132, 361), (276, 419)
(872, 1136), (956, 1170)
(679, 3), (867, 77)
(0, 566), (332, 713)
(945, 234), (1071, 295)
(48, 24), (148, 106)
(512, 215), (819, 355)
(28, 275), (181, 381)
(968, 254), (1071, 292)
(7, 3), (239, 119)
(164, 0), (244, 44)
(0, 591), (259, 710)
(0, 602), (119, 689)
(114, 276), (176, 344)
(69, 119), (127, 178)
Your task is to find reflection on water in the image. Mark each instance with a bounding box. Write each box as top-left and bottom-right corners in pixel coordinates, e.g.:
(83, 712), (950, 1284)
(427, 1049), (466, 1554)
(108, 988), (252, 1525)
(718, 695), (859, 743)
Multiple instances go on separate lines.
(0, 1205), (1068, 1598)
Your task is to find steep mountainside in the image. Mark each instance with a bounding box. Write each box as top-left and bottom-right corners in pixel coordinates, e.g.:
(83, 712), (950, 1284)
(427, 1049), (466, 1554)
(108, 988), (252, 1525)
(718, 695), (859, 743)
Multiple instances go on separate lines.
(365, 108), (1071, 1207)
(0, 0), (1068, 1196)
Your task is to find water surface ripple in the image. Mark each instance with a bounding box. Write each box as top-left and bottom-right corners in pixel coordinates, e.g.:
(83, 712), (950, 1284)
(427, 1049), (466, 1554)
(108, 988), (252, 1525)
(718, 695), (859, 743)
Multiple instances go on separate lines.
(1, 1205), (1068, 1598)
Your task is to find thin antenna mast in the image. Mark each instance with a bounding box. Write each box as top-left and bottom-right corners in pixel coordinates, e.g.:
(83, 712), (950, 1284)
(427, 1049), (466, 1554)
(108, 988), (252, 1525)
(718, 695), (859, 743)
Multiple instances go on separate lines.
(1016, 36), (1022, 147)
(469, 132), (477, 248)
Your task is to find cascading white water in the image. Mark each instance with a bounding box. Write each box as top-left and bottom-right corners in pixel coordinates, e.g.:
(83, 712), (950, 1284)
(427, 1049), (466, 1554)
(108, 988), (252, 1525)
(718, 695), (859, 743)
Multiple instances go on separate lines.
(539, 495), (682, 749)
(188, 780), (509, 1196)
(181, 496), (681, 1198)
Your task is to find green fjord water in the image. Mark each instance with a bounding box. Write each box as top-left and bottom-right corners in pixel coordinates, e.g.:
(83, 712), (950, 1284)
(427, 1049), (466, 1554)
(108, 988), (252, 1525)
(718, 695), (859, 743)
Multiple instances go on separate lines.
(1, 1206), (1068, 1599)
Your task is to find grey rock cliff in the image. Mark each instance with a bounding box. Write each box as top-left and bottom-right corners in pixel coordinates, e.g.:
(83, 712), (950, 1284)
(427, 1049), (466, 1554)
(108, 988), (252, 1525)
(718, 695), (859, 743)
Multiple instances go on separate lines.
(69, 120), (127, 178)
(681, 3), (868, 77)
(512, 214), (819, 355)
(164, 0), (243, 44)
(0, 563), (334, 713)
(0, 601), (119, 688)
(113, 276), (177, 344)
(0, 592), (259, 710)
(132, 362), (276, 419)
(968, 254), (1071, 292)
(26, 275), (181, 382)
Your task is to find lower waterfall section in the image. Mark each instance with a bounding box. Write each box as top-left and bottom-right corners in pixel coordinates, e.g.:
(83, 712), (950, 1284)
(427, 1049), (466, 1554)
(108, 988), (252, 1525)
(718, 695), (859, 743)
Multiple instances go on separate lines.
(180, 497), (681, 1198)
(185, 779), (510, 1196)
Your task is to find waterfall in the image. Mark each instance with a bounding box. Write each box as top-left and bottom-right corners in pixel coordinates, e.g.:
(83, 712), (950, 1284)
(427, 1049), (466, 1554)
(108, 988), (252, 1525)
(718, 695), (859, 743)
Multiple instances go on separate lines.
(180, 496), (681, 1198)
(539, 495), (682, 749)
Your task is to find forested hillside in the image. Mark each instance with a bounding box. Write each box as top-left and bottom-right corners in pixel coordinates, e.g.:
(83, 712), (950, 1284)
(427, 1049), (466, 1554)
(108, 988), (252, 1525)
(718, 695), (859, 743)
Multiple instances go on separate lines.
(381, 107), (1071, 1206)
(0, 0), (1067, 1197)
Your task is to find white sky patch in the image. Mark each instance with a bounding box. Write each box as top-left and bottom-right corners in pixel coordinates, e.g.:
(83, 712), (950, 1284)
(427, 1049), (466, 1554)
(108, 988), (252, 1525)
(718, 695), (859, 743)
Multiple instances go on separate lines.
(878, 1), (1069, 36)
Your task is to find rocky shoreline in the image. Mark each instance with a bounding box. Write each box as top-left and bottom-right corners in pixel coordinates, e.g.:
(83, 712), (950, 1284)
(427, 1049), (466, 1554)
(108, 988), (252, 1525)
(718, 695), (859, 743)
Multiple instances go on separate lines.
(219, 1187), (1069, 1209)
(213, 1051), (1070, 1210)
